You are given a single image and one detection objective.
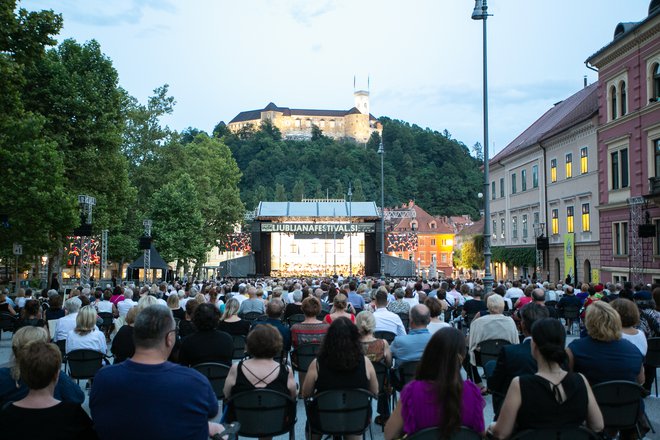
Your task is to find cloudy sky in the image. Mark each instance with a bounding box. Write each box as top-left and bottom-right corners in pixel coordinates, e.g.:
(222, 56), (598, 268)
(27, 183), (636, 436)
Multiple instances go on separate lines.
(22, 0), (649, 156)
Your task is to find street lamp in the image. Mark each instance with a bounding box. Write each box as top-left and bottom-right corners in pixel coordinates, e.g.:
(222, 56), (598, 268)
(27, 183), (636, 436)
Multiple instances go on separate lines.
(348, 182), (353, 278)
(472, 0), (494, 293)
(378, 141), (385, 278)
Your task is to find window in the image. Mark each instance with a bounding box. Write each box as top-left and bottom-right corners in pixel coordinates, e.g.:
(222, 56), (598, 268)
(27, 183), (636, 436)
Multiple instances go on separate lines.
(441, 253), (447, 263)
(620, 81), (627, 116)
(430, 239), (436, 246)
(534, 211), (540, 227)
(511, 173), (517, 194)
(613, 221), (628, 255)
(521, 169), (527, 191)
(532, 165), (539, 188)
(566, 206), (574, 233)
(552, 209), (559, 235)
(580, 147), (588, 174)
(491, 181), (495, 200)
(655, 219), (660, 254)
(565, 153), (573, 178)
(512, 216), (518, 239)
(582, 204), (590, 232)
(492, 220), (497, 239)
(655, 139), (660, 178)
(610, 85), (618, 120)
(654, 63), (660, 100)
(522, 214), (528, 239)
(550, 159), (557, 183)
(610, 148), (629, 189)
(501, 218), (505, 239)
(500, 178), (504, 198)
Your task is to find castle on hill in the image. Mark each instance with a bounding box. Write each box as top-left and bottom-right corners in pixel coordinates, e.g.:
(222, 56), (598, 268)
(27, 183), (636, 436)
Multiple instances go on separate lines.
(227, 90), (382, 143)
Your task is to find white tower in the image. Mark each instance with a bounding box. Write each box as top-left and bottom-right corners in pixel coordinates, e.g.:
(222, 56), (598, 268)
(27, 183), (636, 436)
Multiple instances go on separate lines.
(354, 90), (370, 115)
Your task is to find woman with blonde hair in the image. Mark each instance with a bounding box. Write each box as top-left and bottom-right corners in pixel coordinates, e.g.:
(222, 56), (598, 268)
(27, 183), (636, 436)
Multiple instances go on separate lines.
(65, 305), (107, 355)
(217, 297), (250, 336)
(0, 326), (84, 407)
(324, 293), (355, 324)
(167, 294), (185, 321)
(567, 301), (644, 385)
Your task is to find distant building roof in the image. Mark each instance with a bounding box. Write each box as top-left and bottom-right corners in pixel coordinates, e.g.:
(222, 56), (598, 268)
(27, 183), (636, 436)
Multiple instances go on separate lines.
(229, 102), (378, 124)
(255, 201), (380, 219)
(391, 202), (454, 234)
(490, 82), (598, 164)
(457, 218), (485, 237)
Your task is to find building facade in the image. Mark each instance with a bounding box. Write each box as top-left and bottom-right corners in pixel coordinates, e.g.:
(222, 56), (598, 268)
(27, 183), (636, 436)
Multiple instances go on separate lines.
(587, 2), (660, 285)
(227, 90), (382, 143)
(488, 83), (600, 284)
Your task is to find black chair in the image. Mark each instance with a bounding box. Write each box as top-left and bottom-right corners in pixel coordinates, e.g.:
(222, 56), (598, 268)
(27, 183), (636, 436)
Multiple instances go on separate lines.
(374, 330), (396, 344)
(98, 312), (113, 338)
(192, 362), (230, 401)
(560, 304), (580, 335)
(286, 313), (305, 328)
(474, 339), (511, 369)
(394, 360), (420, 392)
(65, 349), (109, 385)
(372, 361), (392, 418)
(231, 335), (247, 360)
(316, 310), (329, 321)
(0, 312), (18, 339)
(406, 426), (483, 440)
(510, 427), (601, 440)
(305, 388), (374, 440)
(290, 343), (320, 373)
(397, 312), (410, 332)
(226, 389), (296, 439)
(646, 337), (660, 397)
(592, 380), (644, 438)
(239, 311), (264, 324)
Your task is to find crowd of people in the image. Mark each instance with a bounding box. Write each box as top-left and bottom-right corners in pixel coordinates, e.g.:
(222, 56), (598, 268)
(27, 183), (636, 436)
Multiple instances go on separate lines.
(0, 275), (658, 439)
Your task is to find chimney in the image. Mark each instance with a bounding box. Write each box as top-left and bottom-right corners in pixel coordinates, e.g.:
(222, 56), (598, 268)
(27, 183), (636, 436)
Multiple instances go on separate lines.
(584, 75), (588, 88)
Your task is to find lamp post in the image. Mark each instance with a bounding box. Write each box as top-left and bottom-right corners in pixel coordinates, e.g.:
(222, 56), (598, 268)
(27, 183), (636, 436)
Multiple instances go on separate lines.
(378, 141), (385, 278)
(534, 222), (546, 281)
(143, 219), (152, 285)
(348, 182), (353, 278)
(77, 194), (96, 287)
(472, 0), (493, 293)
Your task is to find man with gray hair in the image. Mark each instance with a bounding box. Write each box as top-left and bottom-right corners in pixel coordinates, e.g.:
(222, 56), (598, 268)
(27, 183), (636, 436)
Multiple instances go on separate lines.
(237, 286), (265, 315)
(53, 297), (82, 342)
(90, 305), (229, 439)
(390, 304), (431, 365)
(116, 288), (136, 318)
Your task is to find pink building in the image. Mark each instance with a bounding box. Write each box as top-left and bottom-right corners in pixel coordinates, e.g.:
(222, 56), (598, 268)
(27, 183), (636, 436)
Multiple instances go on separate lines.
(587, 1), (660, 285)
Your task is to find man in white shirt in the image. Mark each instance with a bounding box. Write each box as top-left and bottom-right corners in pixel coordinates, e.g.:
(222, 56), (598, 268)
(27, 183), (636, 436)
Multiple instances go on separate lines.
(53, 297), (82, 342)
(504, 280), (524, 302)
(116, 289), (136, 318)
(373, 290), (407, 336)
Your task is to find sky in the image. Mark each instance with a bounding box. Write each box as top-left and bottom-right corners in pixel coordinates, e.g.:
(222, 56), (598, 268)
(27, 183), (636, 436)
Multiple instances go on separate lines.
(22, 0), (651, 156)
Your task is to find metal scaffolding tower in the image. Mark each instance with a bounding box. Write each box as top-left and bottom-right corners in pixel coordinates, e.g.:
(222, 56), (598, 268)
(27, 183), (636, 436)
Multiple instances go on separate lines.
(101, 229), (108, 280)
(628, 197), (645, 285)
(143, 219), (152, 285)
(78, 195), (95, 287)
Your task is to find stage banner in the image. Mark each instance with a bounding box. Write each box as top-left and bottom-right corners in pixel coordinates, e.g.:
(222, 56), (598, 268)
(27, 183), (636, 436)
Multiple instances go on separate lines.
(563, 233), (575, 282)
(261, 223), (375, 234)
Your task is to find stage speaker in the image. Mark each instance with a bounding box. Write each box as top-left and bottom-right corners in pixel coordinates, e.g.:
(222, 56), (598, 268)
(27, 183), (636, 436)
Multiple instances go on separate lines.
(139, 236), (152, 250)
(73, 223), (93, 237)
(375, 222), (384, 252)
(536, 237), (549, 250)
(639, 224), (657, 238)
(251, 222), (262, 252)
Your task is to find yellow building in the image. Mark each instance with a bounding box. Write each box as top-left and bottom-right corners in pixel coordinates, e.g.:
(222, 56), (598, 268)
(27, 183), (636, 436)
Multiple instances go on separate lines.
(228, 90), (382, 143)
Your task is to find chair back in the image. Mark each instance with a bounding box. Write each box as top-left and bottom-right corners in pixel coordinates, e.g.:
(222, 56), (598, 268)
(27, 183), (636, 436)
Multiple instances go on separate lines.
(374, 330), (396, 344)
(397, 312), (410, 332)
(396, 361), (419, 391)
(66, 349), (105, 380)
(47, 319), (58, 338)
(646, 337), (660, 367)
(592, 380), (643, 431)
(510, 427), (601, 439)
(192, 362), (231, 400)
(98, 312), (113, 329)
(55, 339), (67, 361)
(475, 339), (511, 368)
(232, 335), (247, 360)
(0, 312), (16, 332)
(407, 426), (483, 440)
(306, 388), (373, 436)
(239, 311), (264, 324)
(286, 314), (305, 328)
(228, 389), (296, 438)
(316, 310), (329, 321)
(291, 343), (320, 373)
(561, 304), (580, 320)
(371, 361), (389, 395)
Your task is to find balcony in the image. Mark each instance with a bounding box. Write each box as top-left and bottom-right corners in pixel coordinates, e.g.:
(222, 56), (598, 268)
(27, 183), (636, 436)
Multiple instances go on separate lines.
(647, 177), (660, 202)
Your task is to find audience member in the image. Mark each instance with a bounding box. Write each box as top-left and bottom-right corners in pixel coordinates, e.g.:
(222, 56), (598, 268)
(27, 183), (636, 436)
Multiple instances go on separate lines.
(252, 299), (291, 353)
(217, 298), (251, 336)
(110, 306), (139, 363)
(390, 305), (431, 365)
(53, 297), (81, 342)
(324, 293), (355, 324)
(373, 290), (406, 336)
(425, 297), (450, 334)
(65, 305), (107, 355)
(291, 297), (329, 347)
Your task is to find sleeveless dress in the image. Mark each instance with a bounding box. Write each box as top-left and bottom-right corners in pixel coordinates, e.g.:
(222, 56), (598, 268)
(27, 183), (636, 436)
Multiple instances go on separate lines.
(231, 360), (290, 395)
(361, 339), (386, 363)
(314, 356), (369, 392)
(516, 373), (588, 431)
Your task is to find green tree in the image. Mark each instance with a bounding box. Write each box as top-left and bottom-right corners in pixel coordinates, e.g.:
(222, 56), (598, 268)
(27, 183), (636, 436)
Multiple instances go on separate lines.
(352, 179), (366, 202)
(292, 180), (305, 201)
(275, 183), (287, 201)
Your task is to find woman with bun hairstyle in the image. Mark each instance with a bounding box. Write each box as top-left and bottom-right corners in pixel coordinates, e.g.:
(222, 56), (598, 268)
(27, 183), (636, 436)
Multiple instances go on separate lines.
(488, 318), (603, 438)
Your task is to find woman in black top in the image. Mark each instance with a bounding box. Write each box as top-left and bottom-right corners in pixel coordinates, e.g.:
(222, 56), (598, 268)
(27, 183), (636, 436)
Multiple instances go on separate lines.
(178, 303), (233, 367)
(302, 317), (378, 397)
(111, 307), (138, 363)
(488, 318), (603, 438)
(217, 298), (251, 336)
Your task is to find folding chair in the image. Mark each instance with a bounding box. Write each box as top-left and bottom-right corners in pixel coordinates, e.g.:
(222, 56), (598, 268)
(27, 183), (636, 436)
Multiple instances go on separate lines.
(510, 427), (601, 440)
(475, 339), (511, 369)
(406, 426), (483, 440)
(226, 389), (296, 439)
(305, 388), (374, 440)
(374, 330), (396, 344)
(65, 349), (109, 389)
(192, 362), (231, 401)
(646, 337), (660, 397)
(286, 313), (305, 328)
(592, 380), (644, 439)
(290, 343), (321, 373)
(231, 335), (247, 360)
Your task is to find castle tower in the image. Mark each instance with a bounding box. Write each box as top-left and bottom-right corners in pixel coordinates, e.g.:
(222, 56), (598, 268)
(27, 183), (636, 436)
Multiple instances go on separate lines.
(354, 90), (370, 115)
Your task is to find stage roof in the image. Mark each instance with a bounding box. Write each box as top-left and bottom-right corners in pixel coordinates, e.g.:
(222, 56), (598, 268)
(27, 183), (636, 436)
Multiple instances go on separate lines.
(255, 201), (380, 219)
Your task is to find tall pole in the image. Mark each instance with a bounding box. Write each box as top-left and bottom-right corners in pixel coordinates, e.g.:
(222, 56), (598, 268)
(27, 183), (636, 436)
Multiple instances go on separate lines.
(101, 229), (108, 281)
(77, 194), (95, 287)
(473, 0), (493, 293)
(348, 182), (353, 278)
(143, 219), (152, 285)
(378, 141), (385, 278)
